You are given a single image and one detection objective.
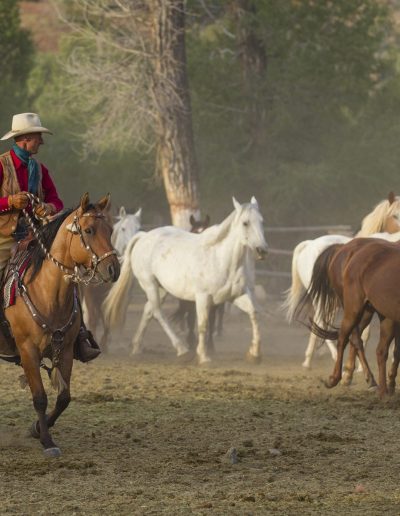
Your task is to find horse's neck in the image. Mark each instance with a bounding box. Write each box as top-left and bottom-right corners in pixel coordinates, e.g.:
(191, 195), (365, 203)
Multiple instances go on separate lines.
(214, 223), (247, 276)
(28, 237), (75, 312)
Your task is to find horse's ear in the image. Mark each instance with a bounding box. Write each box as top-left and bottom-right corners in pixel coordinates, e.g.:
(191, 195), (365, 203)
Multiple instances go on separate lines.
(190, 214), (196, 225)
(134, 207), (142, 221)
(205, 214), (210, 226)
(250, 196), (259, 208)
(388, 191), (396, 205)
(80, 193), (90, 212)
(97, 193), (111, 211)
(119, 206), (127, 218)
(232, 197), (241, 211)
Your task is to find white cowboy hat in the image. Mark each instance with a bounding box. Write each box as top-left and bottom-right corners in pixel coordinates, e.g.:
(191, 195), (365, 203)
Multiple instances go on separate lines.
(0, 113), (52, 140)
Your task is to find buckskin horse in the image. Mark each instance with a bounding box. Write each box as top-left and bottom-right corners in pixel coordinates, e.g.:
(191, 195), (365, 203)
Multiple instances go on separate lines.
(3, 193), (119, 457)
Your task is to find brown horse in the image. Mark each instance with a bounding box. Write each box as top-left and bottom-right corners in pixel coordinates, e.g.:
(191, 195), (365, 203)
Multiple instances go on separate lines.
(300, 237), (400, 398)
(5, 193), (120, 457)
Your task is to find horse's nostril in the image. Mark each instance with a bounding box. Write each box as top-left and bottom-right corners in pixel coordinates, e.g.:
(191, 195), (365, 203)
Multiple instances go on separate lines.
(108, 264), (115, 278)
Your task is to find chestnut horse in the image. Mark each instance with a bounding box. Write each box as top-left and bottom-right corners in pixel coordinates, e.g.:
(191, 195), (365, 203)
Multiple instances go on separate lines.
(5, 193), (119, 457)
(283, 192), (400, 368)
(299, 238), (400, 398)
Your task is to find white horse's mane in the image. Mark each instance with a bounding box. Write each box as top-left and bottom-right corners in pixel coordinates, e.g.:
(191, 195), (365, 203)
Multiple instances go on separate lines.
(198, 206), (246, 246)
(356, 196), (400, 237)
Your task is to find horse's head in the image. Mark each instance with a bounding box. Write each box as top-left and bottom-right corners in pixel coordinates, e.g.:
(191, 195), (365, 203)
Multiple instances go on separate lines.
(66, 193), (120, 282)
(233, 196), (268, 259)
(190, 214), (210, 234)
(111, 206), (142, 255)
(383, 191), (400, 234)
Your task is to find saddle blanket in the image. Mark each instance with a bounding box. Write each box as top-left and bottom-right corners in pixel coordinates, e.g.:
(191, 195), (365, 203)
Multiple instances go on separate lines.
(3, 249), (33, 309)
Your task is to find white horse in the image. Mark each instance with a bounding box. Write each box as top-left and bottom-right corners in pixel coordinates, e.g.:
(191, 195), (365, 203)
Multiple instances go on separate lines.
(103, 197), (268, 364)
(82, 206), (142, 351)
(112, 206), (142, 257)
(283, 192), (400, 368)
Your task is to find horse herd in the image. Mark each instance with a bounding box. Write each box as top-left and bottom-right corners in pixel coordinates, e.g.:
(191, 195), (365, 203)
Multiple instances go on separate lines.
(3, 192), (400, 457)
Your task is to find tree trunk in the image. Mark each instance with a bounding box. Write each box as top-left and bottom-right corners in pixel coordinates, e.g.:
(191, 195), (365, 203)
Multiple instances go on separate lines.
(151, 0), (200, 229)
(230, 0), (267, 151)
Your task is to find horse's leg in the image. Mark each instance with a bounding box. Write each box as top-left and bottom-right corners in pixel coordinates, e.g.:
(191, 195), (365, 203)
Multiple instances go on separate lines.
(325, 339), (338, 361)
(99, 320), (109, 354)
(325, 307), (362, 388)
(146, 286), (189, 356)
(195, 294), (211, 364)
(355, 324), (371, 373)
(376, 318), (395, 399)
(206, 305), (216, 355)
(186, 302), (197, 351)
(342, 309), (374, 387)
(348, 325), (377, 390)
(216, 303), (224, 337)
(388, 323), (400, 395)
(131, 301), (153, 355)
(43, 346), (74, 431)
(302, 325), (320, 369)
(232, 293), (261, 363)
(20, 345), (60, 457)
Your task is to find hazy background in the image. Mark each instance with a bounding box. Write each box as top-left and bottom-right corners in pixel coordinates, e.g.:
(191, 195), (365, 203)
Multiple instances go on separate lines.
(2, 0), (400, 228)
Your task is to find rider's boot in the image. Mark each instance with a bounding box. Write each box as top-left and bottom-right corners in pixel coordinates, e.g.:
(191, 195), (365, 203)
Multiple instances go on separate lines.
(74, 323), (101, 363)
(0, 307), (19, 363)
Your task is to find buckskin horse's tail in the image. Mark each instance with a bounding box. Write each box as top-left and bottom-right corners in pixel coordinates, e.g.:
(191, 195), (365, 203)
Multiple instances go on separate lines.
(281, 239), (310, 323)
(294, 243), (343, 341)
(102, 232), (143, 330)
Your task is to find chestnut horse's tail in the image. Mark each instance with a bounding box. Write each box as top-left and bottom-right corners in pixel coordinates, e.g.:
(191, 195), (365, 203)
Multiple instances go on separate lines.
(281, 239), (310, 323)
(295, 243), (342, 341)
(102, 233), (143, 330)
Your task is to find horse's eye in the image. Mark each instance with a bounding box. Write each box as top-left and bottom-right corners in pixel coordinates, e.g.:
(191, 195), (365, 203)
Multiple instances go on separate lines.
(243, 221), (249, 227)
(85, 227), (94, 235)
(121, 227), (126, 231)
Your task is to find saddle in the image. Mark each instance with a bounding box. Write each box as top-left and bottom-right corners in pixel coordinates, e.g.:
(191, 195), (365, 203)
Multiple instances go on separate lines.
(0, 233), (36, 363)
(3, 233), (36, 309)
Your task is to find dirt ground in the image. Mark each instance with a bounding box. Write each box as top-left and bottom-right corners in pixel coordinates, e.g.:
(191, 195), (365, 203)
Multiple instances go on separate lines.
(1, 293), (400, 515)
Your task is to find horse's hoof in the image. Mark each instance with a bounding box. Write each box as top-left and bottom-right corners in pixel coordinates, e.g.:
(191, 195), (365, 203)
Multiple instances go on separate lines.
(366, 377), (378, 389)
(341, 375), (353, 387)
(323, 376), (339, 389)
(29, 421), (40, 439)
(302, 361), (311, 369)
(43, 447), (61, 458)
(246, 352), (262, 364)
(177, 349), (196, 364)
(198, 356), (212, 365)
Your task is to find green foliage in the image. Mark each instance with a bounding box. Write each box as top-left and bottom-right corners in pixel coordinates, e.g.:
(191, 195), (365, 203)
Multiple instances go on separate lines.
(187, 0), (398, 225)
(21, 0), (400, 227)
(0, 0), (34, 136)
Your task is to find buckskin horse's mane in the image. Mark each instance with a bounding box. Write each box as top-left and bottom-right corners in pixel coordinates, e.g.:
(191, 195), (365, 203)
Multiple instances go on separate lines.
(28, 203), (97, 283)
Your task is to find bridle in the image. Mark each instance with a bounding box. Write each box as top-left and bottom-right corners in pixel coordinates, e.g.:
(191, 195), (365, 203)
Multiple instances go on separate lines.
(22, 193), (117, 286)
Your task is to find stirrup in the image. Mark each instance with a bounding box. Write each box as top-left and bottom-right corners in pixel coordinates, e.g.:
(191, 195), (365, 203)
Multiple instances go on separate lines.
(74, 326), (101, 363)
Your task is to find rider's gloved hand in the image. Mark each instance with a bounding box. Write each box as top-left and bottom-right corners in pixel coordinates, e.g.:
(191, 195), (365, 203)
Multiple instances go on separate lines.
(8, 192), (29, 210)
(34, 202), (55, 218)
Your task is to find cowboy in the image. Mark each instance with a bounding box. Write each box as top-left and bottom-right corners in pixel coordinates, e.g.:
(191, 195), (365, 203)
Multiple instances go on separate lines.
(0, 112), (100, 363)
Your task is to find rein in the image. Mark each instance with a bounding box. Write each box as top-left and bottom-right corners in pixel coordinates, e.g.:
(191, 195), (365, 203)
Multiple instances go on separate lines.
(22, 193), (117, 286)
